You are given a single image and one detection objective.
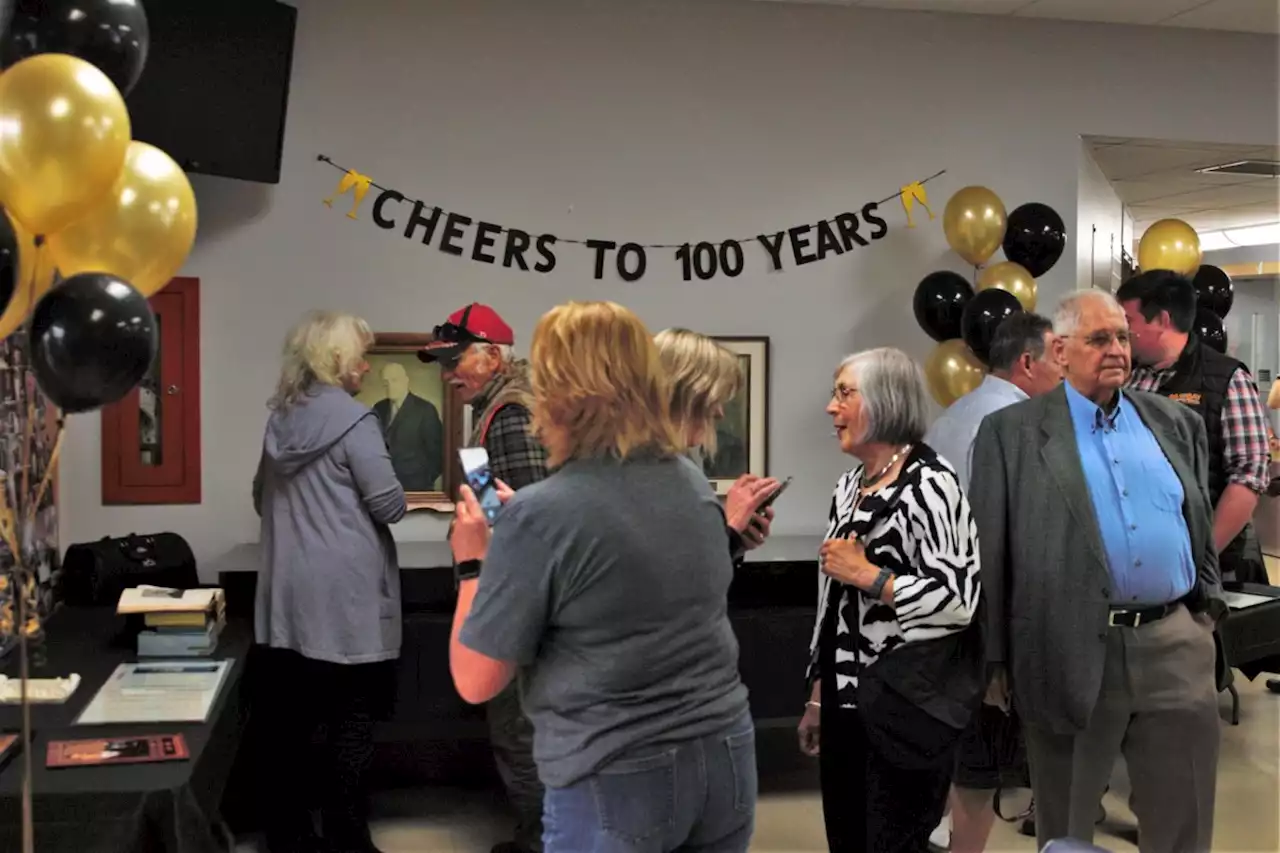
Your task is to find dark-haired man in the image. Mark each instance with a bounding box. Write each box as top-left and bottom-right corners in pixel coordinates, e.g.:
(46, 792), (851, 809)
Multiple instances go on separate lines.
(925, 311), (1060, 853)
(1118, 269), (1271, 584)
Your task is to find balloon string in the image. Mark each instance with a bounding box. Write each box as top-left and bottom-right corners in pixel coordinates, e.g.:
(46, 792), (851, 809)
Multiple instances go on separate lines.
(27, 423), (63, 526)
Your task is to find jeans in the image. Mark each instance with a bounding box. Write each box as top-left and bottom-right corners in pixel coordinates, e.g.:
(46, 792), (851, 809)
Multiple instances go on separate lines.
(542, 713), (757, 853)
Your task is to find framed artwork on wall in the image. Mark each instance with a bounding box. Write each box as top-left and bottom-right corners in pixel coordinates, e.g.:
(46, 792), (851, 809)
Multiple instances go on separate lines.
(706, 336), (769, 496)
(355, 333), (464, 508)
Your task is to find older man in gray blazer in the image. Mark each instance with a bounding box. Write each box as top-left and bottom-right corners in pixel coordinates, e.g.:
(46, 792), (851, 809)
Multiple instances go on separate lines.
(971, 290), (1224, 852)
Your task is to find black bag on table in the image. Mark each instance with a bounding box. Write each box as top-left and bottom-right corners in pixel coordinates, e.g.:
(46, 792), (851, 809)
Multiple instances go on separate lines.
(62, 532), (198, 606)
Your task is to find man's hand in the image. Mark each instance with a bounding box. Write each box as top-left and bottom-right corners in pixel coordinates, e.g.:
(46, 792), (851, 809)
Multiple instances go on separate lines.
(984, 666), (1010, 712)
(724, 474), (781, 537)
(450, 485), (491, 563)
(798, 680), (821, 757)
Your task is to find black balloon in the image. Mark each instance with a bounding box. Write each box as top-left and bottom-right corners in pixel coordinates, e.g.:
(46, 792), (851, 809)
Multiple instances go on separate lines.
(1002, 202), (1067, 278)
(1192, 264), (1234, 318)
(28, 272), (157, 413)
(961, 288), (1022, 365)
(1193, 306), (1227, 354)
(0, 209), (18, 324)
(913, 271), (974, 342)
(1, 0), (149, 96)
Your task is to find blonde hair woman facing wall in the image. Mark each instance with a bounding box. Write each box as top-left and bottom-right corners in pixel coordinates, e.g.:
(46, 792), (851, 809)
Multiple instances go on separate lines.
(449, 302), (757, 853)
(252, 310), (406, 853)
(656, 327), (781, 556)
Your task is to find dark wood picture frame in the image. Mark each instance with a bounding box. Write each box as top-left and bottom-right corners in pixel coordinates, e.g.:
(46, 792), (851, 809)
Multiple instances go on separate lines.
(360, 332), (463, 510)
(706, 336), (770, 495)
(102, 277), (202, 505)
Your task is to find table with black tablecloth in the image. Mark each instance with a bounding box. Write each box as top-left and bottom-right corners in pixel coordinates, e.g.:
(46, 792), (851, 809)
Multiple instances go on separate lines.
(0, 606), (252, 853)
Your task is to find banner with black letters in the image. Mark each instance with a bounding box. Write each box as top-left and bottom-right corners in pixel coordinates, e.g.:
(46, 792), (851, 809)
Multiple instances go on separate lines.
(318, 155), (945, 282)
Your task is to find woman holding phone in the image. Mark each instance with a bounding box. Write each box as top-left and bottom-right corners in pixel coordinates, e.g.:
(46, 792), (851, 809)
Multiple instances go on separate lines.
(655, 327), (780, 557)
(448, 301), (757, 852)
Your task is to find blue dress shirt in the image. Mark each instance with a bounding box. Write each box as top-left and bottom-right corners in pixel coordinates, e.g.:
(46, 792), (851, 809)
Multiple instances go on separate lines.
(1063, 383), (1196, 606)
(925, 374), (1028, 490)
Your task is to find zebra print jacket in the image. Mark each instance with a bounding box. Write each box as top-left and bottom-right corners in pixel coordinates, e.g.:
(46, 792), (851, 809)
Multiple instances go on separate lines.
(807, 443), (982, 712)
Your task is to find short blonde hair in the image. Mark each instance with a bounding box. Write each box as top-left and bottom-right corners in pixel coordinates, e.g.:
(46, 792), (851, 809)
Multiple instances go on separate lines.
(654, 327), (742, 457)
(530, 301), (684, 467)
(270, 310), (374, 409)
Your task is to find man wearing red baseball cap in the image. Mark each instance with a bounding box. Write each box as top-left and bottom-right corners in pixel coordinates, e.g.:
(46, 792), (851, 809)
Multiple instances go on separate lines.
(420, 302), (548, 853)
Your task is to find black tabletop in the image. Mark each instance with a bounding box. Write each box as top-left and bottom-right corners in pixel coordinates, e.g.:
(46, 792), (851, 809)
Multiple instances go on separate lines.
(0, 606), (251, 797)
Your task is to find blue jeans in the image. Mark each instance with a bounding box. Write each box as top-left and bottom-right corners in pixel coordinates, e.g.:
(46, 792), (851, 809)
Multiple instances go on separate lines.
(542, 713), (757, 852)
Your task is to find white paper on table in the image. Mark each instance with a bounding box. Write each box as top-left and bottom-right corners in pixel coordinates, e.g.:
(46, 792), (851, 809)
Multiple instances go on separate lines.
(1223, 591), (1276, 611)
(74, 660), (233, 725)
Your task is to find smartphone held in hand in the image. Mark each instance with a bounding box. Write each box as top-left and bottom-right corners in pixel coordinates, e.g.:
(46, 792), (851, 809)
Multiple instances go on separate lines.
(458, 447), (503, 524)
(756, 476), (793, 514)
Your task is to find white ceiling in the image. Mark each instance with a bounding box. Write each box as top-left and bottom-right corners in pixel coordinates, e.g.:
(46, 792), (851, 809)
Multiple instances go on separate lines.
(749, 0), (1280, 34)
(1085, 136), (1280, 233)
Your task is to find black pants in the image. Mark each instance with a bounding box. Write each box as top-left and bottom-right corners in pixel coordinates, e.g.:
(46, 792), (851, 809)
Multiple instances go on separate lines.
(254, 646), (396, 853)
(487, 682), (544, 851)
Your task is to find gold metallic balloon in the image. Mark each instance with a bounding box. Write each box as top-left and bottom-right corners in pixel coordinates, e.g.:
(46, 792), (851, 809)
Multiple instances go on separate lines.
(1137, 218), (1201, 275)
(0, 211), (57, 342)
(0, 54), (131, 235)
(943, 186), (1007, 267)
(49, 142), (198, 298)
(977, 260), (1037, 311)
(925, 339), (986, 407)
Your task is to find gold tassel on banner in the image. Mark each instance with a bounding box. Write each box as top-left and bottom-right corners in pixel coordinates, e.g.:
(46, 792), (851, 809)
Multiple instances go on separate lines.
(900, 181), (935, 229)
(323, 169), (374, 220)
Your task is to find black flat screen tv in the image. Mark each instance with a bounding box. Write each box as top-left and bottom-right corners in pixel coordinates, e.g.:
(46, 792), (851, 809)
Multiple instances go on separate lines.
(125, 1), (297, 184)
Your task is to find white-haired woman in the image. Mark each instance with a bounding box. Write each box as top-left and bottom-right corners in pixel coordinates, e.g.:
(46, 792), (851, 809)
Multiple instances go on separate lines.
(800, 347), (983, 852)
(655, 327), (780, 556)
(253, 310), (406, 853)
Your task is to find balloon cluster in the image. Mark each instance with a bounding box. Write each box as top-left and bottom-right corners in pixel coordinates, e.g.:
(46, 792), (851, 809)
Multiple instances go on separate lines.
(912, 186), (1066, 406)
(0, 0), (196, 413)
(1135, 218), (1232, 354)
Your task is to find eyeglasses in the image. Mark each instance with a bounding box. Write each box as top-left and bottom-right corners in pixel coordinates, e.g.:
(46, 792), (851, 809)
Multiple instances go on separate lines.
(831, 385), (859, 402)
(1063, 330), (1131, 350)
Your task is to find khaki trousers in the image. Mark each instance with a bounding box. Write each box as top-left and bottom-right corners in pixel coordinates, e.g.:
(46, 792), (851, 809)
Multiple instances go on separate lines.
(1024, 604), (1220, 853)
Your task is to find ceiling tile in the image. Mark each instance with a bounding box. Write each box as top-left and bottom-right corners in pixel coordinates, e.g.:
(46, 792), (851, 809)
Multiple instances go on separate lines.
(1090, 144), (1246, 179)
(849, 0), (1030, 11)
(1014, 0), (1205, 25)
(1161, 0), (1280, 34)
(1112, 176), (1262, 203)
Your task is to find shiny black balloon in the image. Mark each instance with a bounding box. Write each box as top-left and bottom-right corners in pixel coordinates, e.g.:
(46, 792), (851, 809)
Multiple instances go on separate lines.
(28, 272), (157, 413)
(0, 209), (18, 326)
(1193, 306), (1227, 354)
(1, 0), (149, 96)
(1002, 203), (1067, 278)
(913, 271), (974, 342)
(1192, 264), (1234, 319)
(960, 288), (1022, 365)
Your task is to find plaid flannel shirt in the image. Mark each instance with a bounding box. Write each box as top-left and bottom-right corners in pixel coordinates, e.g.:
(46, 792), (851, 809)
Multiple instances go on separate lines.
(484, 404), (549, 491)
(1127, 363), (1270, 495)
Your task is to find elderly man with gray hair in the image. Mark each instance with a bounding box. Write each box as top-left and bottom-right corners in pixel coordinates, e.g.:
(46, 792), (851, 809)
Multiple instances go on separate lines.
(419, 302), (549, 853)
(801, 346), (983, 852)
(971, 290), (1223, 852)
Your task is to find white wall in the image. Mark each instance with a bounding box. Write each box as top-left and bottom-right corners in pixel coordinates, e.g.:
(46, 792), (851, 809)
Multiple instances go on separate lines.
(56, 0), (1280, 567)
(1076, 142), (1134, 292)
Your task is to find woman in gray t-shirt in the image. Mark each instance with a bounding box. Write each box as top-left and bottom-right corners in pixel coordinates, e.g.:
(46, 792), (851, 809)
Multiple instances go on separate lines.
(449, 300), (757, 853)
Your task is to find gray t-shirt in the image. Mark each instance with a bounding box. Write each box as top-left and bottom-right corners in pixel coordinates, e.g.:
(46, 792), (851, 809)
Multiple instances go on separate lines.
(459, 454), (750, 788)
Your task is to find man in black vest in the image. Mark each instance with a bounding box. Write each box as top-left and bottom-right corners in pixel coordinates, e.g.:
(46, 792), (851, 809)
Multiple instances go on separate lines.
(1118, 270), (1271, 584)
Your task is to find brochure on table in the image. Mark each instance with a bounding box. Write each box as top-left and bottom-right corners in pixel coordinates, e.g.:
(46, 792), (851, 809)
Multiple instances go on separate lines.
(75, 660), (233, 726)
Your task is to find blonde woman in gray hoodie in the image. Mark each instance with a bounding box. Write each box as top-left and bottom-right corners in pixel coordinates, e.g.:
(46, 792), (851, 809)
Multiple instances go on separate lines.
(252, 310), (406, 853)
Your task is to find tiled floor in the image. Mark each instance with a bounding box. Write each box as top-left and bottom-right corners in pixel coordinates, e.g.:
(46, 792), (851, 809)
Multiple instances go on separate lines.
(237, 675), (1280, 853)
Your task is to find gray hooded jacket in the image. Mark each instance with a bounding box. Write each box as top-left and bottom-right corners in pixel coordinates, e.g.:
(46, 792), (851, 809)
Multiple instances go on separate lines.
(253, 384), (406, 664)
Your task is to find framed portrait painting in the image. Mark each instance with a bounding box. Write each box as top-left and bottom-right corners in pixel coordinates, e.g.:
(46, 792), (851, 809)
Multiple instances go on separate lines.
(705, 337), (769, 495)
(354, 333), (463, 508)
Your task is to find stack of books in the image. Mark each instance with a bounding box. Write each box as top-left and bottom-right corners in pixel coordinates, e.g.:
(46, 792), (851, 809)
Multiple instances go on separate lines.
(116, 586), (227, 658)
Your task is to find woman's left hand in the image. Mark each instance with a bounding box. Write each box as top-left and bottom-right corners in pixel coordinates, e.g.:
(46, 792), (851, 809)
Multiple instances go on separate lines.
(818, 538), (875, 588)
(450, 485), (491, 563)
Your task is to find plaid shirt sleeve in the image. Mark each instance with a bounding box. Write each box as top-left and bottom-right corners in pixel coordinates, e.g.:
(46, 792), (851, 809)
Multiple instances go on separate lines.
(484, 404), (549, 491)
(1222, 367), (1271, 495)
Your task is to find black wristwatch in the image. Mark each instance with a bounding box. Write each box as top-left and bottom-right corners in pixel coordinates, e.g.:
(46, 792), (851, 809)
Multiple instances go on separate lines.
(455, 559), (483, 583)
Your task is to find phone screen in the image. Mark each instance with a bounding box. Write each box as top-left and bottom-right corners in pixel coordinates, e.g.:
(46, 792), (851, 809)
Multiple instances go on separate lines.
(458, 447), (503, 524)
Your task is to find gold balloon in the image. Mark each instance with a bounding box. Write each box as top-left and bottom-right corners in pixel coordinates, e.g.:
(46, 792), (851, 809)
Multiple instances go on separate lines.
(0, 54), (131, 235)
(0, 215), (57, 342)
(49, 142), (198, 298)
(977, 260), (1037, 311)
(1137, 218), (1201, 275)
(943, 186), (1007, 267)
(925, 339), (986, 407)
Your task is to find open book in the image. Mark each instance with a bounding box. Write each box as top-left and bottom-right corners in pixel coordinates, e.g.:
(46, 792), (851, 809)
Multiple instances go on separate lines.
(116, 585), (224, 615)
